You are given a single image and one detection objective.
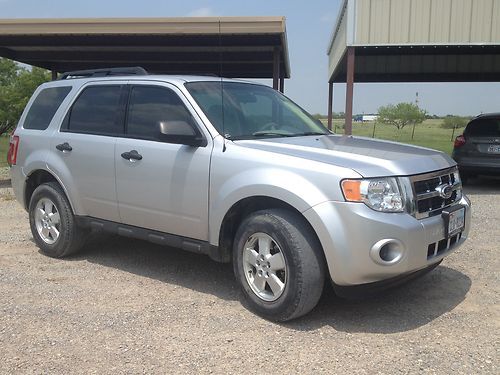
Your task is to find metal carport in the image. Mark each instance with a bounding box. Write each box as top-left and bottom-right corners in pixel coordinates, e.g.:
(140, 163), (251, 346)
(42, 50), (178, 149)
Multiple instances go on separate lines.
(327, 0), (500, 134)
(0, 17), (290, 91)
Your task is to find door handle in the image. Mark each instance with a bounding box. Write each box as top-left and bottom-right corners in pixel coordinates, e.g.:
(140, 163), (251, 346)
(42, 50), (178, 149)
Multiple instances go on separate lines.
(121, 150), (143, 161)
(56, 142), (72, 152)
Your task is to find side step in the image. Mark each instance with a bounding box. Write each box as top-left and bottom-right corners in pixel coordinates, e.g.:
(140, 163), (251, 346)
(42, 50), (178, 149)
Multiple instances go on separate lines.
(76, 216), (210, 255)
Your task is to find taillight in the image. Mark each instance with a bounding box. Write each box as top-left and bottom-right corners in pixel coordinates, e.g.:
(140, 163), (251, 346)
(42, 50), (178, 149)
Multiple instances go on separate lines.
(7, 135), (19, 166)
(454, 135), (466, 148)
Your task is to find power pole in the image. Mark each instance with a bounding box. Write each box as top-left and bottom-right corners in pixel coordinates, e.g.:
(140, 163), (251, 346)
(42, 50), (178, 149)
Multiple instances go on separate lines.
(412, 92), (419, 140)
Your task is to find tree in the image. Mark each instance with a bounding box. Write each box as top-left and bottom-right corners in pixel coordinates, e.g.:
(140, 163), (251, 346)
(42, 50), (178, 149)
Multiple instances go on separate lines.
(0, 59), (19, 135)
(0, 58), (51, 136)
(312, 113), (327, 121)
(441, 116), (468, 129)
(441, 116), (469, 141)
(378, 102), (427, 130)
(377, 102), (427, 139)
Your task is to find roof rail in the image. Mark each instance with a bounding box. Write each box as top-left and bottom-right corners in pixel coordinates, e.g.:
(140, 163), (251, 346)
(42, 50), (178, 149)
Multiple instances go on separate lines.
(59, 67), (148, 80)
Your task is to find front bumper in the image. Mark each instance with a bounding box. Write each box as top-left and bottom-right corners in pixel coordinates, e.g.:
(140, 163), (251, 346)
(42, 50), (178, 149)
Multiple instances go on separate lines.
(303, 196), (471, 286)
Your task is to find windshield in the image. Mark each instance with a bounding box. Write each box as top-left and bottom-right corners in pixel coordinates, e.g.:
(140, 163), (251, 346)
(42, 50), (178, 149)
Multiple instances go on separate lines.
(185, 81), (329, 140)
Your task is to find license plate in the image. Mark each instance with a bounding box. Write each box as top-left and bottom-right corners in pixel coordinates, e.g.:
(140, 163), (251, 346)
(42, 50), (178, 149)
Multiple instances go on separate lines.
(488, 145), (500, 153)
(443, 207), (465, 238)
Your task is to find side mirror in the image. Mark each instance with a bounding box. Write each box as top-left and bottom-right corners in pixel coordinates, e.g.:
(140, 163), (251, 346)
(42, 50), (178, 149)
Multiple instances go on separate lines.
(158, 121), (205, 147)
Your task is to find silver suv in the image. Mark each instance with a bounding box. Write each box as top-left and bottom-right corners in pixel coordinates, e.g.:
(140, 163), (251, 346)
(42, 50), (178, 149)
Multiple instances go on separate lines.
(8, 68), (471, 321)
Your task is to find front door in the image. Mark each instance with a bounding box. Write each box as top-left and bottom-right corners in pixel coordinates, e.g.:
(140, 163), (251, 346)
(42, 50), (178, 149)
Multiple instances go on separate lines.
(115, 83), (211, 240)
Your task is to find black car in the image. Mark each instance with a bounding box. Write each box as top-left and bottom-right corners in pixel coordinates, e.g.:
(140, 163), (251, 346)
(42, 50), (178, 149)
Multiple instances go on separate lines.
(452, 113), (500, 183)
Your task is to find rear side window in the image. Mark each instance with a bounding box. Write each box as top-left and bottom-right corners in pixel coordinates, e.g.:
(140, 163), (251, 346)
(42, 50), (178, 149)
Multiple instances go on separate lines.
(23, 86), (71, 130)
(66, 85), (124, 136)
(465, 119), (500, 137)
(127, 86), (196, 141)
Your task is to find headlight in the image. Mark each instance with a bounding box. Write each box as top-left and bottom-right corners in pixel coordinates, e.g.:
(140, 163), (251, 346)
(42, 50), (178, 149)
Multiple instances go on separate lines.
(341, 177), (404, 212)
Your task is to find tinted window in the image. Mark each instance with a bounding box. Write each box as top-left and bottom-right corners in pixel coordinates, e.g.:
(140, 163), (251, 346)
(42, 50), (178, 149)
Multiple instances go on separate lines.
(127, 86), (195, 141)
(23, 86), (71, 130)
(465, 119), (500, 137)
(68, 86), (123, 135)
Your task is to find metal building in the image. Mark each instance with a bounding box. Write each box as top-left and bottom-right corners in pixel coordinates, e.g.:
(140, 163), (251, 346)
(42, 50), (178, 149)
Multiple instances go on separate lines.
(327, 0), (500, 133)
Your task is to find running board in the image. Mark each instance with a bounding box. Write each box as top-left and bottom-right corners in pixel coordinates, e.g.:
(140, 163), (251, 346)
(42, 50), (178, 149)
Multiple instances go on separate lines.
(76, 216), (210, 256)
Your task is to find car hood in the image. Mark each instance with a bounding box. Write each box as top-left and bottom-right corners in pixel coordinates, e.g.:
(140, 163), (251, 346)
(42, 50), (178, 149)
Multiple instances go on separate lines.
(234, 135), (456, 177)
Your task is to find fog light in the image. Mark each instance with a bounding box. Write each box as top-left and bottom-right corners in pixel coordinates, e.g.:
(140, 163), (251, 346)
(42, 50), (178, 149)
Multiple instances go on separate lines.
(370, 239), (405, 265)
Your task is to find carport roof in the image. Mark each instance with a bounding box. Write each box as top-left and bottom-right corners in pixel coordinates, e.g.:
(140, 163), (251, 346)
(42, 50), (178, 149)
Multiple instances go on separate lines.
(330, 44), (500, 83)
(0, 17), (290, 78)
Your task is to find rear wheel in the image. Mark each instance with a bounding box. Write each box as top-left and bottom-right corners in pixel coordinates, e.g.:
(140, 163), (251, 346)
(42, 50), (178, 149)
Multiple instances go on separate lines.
(29, 182), (88, 258)
(233, 209), (325, 321)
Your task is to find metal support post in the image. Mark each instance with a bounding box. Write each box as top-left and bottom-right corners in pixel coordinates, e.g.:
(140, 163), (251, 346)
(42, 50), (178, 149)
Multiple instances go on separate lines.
(327, 82), (333, 130)
(344, 47), (355, 135)
(279, 76), (285, 93)
(273, 47), (280, 90)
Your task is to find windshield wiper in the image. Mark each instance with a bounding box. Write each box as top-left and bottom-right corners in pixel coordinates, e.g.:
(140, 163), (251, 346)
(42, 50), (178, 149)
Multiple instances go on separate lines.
(293, 131), (329, 136)
(251, 131), (294, 137)
(246, 130), (330, 139)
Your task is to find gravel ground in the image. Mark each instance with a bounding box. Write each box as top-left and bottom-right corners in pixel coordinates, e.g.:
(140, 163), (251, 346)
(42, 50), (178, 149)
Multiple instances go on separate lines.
(0, 177), (498, 374)
(0, 167), (9, 182)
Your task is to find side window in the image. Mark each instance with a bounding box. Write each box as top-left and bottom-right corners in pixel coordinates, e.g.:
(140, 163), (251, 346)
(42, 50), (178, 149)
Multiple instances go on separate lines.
(127, 86), (196, 141)
(67, 85), (124, 135)
(23, 86), (71, 130)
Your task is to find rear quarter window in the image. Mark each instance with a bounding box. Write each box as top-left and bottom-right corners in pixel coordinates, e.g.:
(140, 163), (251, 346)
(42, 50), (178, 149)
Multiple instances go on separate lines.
(23, 86), (72, 130)
(465, 118), (500, 137)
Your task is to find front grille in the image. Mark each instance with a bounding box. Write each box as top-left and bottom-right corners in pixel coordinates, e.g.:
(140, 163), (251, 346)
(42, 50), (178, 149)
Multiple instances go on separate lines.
(427, 232), (462, 259)
(410, 167), (462, 219)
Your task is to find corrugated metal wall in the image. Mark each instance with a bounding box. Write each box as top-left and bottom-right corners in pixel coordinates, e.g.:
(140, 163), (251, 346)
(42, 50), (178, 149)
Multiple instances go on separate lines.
(328, 7), (348, 80)
(355, 0), (500, 45)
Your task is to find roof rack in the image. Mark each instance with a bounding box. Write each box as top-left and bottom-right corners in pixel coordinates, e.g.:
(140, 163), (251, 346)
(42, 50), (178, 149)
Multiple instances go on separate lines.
(59, 67), (148, 80)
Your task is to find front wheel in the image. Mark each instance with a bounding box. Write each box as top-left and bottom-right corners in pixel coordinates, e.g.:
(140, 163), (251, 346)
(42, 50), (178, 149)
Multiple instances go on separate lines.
(233, 209), (325, 321)
(29, 182), (88, 258)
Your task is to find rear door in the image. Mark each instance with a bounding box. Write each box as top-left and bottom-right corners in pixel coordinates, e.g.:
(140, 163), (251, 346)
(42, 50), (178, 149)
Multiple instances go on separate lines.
(114, 82), (212, 240)
(49, 83), (127, 221)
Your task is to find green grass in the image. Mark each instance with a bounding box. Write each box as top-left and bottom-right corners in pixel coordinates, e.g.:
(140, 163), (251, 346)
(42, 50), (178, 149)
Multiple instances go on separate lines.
(0, 135), (9, 168)
(321, 119), (464, 155)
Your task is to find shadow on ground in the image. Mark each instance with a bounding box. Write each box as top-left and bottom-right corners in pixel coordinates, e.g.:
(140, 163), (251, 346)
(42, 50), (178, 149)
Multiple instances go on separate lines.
(0, 179), (11, 188)
(286, 265), (471, 333)
(463, 175), (500, 195)
(70, 233), (238, 301)
(66, 232), (471, 334)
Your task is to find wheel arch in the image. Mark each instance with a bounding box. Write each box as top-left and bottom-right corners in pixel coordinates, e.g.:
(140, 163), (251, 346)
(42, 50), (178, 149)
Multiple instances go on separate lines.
(24, 169), (74, 213)
(212, 195), (327, 271)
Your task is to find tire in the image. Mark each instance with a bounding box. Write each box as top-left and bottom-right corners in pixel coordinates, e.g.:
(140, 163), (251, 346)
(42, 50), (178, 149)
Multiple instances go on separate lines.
(29, 182), (88, 258)
(233, 209), (325, 321)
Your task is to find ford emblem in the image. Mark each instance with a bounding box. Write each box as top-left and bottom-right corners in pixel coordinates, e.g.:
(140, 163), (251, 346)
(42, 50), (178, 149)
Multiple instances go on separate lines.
(435, 184), (453, 199)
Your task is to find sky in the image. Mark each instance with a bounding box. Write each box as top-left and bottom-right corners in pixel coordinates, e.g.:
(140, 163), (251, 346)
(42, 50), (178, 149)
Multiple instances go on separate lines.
(1, 0), (499, 116)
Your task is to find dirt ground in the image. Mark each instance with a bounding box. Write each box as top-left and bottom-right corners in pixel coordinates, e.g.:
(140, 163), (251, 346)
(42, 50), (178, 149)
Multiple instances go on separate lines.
(0, 176), (498, 374)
